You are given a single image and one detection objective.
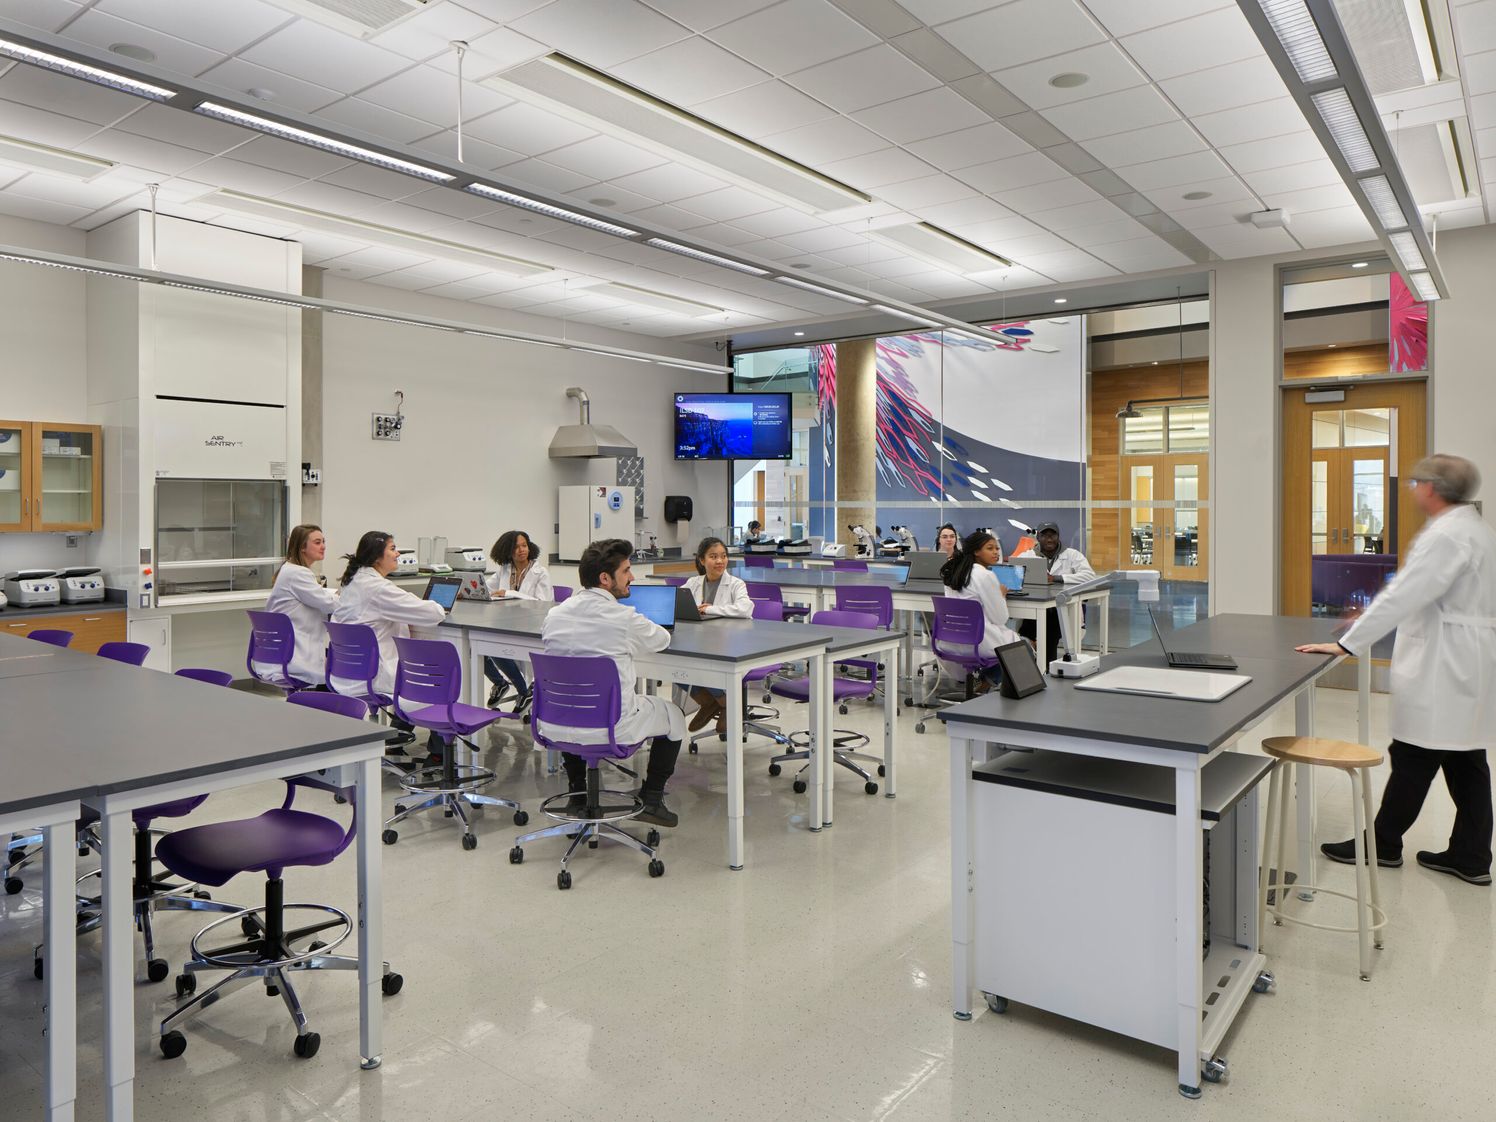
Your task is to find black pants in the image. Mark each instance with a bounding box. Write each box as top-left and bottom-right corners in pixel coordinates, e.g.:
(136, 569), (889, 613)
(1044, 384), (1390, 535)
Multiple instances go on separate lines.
(1017, 608), (1061, 667)
(1374, 739), (1493, 871)
(483, 656), (527, 694)
(563, 736), (681, 798)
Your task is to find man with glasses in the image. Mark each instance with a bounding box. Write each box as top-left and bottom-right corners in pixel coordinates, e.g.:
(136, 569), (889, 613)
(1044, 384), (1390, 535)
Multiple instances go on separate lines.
(1297, 454), (1496, 885)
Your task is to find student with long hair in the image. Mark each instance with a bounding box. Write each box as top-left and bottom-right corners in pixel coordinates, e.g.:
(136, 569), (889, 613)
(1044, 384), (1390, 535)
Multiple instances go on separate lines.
(330, 531), (446, 696)
(935, 522), (961, 559)
(682, 536), (753, 734)
(264, 523), (337, 686)
(940, 529), (1021, 688)
(483, 529), (553, 710)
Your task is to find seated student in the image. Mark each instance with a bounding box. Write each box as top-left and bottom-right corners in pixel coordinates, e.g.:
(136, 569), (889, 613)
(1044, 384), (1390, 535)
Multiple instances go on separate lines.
(940, 530), (1021, 690)
(330, 531), (447, 698)
(682, 536), (754, 734)
(1013, 520), (1096, 667)
(482, 529), (552, 711)
(540, 538), (685, 828)
(264, 523), (337, 686)
(935, 522), (961, 559)
(743, 519), (767, 545)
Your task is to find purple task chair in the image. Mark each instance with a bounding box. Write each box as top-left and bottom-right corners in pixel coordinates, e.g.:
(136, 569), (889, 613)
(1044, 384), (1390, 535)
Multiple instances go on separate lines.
(688, 598), (792, 755)
(552, 585), (573, 603)
(660, 576), (688, 587)
(383, 637), (529, 850)
(743, 553), (776, 569)
(768, 608), (885, 796)
(174, 667), (234, 687)
(245, 610), (309, 694)
(509, 653), (663, 889)
(154, 690), (403, 1062)
(746, 579), (809, 622)
(324, 621), (414, 774)
(914, 596), (1004, 734)
(832, 559), (869, 572)
(98, 641), (150, 666)
(27, 629), (73, 647)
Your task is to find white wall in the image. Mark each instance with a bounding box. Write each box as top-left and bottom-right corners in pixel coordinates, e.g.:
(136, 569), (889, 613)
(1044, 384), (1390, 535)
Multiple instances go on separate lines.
(318, 275), (730, 568)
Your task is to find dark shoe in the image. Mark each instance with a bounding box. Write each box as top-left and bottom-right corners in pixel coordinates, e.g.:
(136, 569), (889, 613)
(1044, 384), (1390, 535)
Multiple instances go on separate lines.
(487, 681), (511, 708)
(513, 689), (532, 715)
(1416, 850), (1491, 885)
(563, 793), (589, 818)
(688, 693), (720, 733)
(1321, 838), (1402, 867)
(636, 796), (678, 828)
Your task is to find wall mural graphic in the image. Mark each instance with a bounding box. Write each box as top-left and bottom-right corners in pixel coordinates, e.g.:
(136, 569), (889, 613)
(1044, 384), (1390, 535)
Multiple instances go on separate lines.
(1388, 272), (1429, 373)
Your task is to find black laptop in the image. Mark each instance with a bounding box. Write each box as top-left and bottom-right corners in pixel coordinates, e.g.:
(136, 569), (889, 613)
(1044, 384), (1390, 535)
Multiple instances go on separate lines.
(1148, 607), (1237, 670)
(674, 584), (722, 623)
(421, 575), (463, 613)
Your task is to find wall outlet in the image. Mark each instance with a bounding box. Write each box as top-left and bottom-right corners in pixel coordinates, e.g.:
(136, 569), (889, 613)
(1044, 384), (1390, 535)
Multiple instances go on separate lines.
(302, 465), (321, 485)
(372, 413), (402, 441)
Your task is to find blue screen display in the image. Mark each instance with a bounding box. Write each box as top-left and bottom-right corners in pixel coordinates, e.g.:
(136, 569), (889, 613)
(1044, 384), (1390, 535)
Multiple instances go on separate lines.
(624, 584), (676, 628)
(992, 564), (1025, 591)
(674, 392), (792, 461)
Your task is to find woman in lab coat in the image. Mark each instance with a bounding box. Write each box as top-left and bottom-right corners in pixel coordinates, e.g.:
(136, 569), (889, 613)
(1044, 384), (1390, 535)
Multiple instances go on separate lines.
(482, 529), (552, 710)
(1297, 454), (1496, 883)
(683, 536), (754, 734)
(331, 531), (447, 697)
(940, 529), (1021, 690)
(264, 524), (337, 686)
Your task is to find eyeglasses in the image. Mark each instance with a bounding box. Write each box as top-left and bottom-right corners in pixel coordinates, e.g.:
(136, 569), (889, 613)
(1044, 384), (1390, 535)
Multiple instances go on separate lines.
(1408, 478), (1427, 490)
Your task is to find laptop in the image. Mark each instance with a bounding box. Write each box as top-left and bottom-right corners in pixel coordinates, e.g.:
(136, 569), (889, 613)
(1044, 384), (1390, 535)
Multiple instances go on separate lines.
(674, 584), (727, 623)
(457, 572), (493, 600)
(1148, 606), (1238, 670)
(1013, 556), (1050, 588)
(874, 565), (910, 586)
(992, 563), (1025, 592)
(905, 551), (948, 581)
(625, 583), (678, 629)
(421, 575), (463, 613)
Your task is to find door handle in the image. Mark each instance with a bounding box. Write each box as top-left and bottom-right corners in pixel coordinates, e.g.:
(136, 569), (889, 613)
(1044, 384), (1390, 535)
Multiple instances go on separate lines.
(1331, 528), (1339, 544)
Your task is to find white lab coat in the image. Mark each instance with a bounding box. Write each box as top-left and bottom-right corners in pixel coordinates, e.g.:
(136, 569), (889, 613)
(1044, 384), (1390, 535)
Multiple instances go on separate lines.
(538, 587), (686, 746)
(683, 571), (753, 618)
(945, 565), (1020, 659)
(1014, 545), (1096, 584)
(330, 567), (447, 695)
(263, 562), (337, 684)
(485, 561), (553, 602)
(1339, 504), (1496, 749)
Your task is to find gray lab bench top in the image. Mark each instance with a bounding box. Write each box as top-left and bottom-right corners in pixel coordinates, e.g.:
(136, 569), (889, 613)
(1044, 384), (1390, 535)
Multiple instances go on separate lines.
(938, 614), (1343, 755)
(725, 567), (915, 589)
(0, 600), (126, 621)
(0, 631), (109, 678)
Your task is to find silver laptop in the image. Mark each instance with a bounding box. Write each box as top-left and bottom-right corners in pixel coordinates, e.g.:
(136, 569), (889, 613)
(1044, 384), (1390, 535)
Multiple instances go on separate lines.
(1013, 556), (1050, 588)
(905, 551), (948, 581)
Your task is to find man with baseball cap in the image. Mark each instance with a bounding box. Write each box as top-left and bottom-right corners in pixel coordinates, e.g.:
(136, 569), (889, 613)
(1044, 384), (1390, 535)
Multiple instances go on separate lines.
(1014, 521), (1096, 666)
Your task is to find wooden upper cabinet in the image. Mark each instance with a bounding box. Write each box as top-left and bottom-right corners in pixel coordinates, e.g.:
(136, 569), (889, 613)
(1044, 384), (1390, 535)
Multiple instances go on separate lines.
(0, 421), (103, 533)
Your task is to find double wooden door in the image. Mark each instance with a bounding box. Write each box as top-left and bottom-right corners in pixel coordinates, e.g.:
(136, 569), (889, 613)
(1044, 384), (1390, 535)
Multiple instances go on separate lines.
(1123, 454), (1209, 581)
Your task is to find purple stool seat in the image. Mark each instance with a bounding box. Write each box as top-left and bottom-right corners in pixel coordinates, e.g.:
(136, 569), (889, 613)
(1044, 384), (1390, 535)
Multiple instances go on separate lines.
(245, 610), (311, 694)
(914, 596), (1003, 733)
(27, 629), (73, 647)
(98, 641), (150, 665)
(156, 809), (347, 886)
(400, 699), (502, 734)
(765, 675), (872, 703)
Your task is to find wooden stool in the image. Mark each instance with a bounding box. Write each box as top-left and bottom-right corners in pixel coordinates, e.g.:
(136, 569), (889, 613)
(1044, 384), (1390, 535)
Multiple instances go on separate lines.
(1259, 736), (1388, 980)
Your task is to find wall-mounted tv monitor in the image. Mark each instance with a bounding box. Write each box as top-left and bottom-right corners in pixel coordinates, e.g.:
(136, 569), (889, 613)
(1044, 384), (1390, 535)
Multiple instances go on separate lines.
(673, 392), (792, 461)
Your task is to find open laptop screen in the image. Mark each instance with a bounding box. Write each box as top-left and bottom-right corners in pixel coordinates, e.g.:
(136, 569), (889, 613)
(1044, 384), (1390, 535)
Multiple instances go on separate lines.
(625, 583), (677, 628)
(422, 576), (462, 611)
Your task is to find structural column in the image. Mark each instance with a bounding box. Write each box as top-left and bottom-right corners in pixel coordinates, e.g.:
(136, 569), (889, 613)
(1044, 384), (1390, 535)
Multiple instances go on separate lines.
(835, 338), (877, 552)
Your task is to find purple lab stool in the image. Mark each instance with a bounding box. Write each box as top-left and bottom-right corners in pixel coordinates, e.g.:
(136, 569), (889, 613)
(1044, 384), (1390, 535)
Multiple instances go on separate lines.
(26, 629), (73, 647)
(155, 690), (402, 1061)
(746, 579), (809, 622)
(98, 641), (150, 665)
(688, 598), (791, 754)
(832, 559), (869, 572)
(768, 609), (885, 796)
(914, 596), (1003, 734)
(660, 576), (687, 587)
(382, 637), (528, 851)
(508, 653), (663, 889)
(742, 553), (776, 569)
(245, 610), (310, 693)
(324, 621), (414, 775)
(552, 585), (573, 603)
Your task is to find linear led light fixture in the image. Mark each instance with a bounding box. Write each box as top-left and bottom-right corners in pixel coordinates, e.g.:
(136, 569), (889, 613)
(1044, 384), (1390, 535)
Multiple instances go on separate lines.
(1357, 175), (1406, 230)
(1407, 272), (1440, 302)
(1310, 88), (1376, 173)
(194, 102), (454, 183)
(871, 304), (938, 327)
(1387, 231), (1425, 272)
(643, 238), (771, 276)
(163, 282), (320, 310)
(1256, 0), (1337, 82)
(771, 275), (870, 305)
(464, 182), (640, 238)
(0, 250), (144, 281)
(0, 35), (176, 99)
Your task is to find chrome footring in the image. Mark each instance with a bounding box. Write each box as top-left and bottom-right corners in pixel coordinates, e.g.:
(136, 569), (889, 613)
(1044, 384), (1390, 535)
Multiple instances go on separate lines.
(537, 788), (643, 825)
(786, 729), (871, 752)
(188, 903), (352, 969)
(396, 763), (495, 796)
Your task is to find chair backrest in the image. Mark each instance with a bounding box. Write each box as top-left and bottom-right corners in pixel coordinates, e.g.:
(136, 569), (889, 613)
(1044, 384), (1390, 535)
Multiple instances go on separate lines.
(810, 609), (877, 631)
(745, 581), (783, 605)
(245, 610), (299, 683)
(752, 599), (784, 622)
(931, 596), (989, 665)
(98, 641), (150, 666)
(391, 637), (461, 716)
(528, 653), (631, 755)
(743, 553), (775, 568)
(661, 576), (687, 587)
(834, 584), (893, 628)
(832, 559), (868, 572)
(175, 667), (233, 688)
(288, 689), (369, 722)
(324, 621), (383, 701)
(552, 585), (573, 603)
(27, 629), (74, 648)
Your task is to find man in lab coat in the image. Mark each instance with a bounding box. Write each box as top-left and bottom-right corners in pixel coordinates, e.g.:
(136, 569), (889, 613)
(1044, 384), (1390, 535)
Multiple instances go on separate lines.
(540, 538), (686, 828)
(1297, 454), (1496, 885)
(1014, 521), (1097, 666)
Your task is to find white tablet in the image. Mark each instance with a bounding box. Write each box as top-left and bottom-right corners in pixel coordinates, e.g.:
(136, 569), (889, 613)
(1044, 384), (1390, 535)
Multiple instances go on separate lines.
(1073, 665), (1252, 703)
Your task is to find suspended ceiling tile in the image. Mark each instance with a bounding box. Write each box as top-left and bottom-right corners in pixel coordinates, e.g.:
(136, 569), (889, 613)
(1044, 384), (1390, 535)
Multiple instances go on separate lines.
(1060, 214), (1152, 246)
(875, 174), (977, 209)
(110, 102), (247, 155)
(317, 162), (428, 202)
(1217, 131), (1330, 173)
(672, 184), (780, 221)
(195, 58), (343, 113)
(1454, 2), (1496, 55)
(1089, 235), (1194, 271)
(692, 80), (838, 140)
(1040, 84), (1181, 143)
(914, 195), (1017, 227)
(785, 44), (941, 114)
(759, 116), (890, 165)
(1011, 248), (1118, 281)
(953, 151), (1066, 193)
(0, 100), (110, 149)
(273, 179), (387, 217)
(1138, 175), (1257, 212)
(1287, 205), (1377, 247)
(58, 8), (227, 76)
(409, 129), (525, 172)
(851, 87), (990, 144)
(365, 1), (502, 63)
(1158, 55), (1289, 117)
(1192, 96), (1310, 149)
(1081, 0), (1232, 38)
(1173, 199), (1261, 230)
(313, 97), (441, 145)
(499, 157), (599, 194)
(613, 35), (771, 106)
(991, 174), (1101, 213)
(905, 121), (1029, 172)
(730, 206), (825, 238)
(239, 21), (412, 95)
(1119, 6), (1262, 82)
(0, 65), (140, 127)
(0, 193), (100, 225)
(937, 0), (1106, 74)
(642, 0), (780, 33)
(610, 163), (729, 204)
(1191, 220), (1298, 256)
(1079, 120), (1205, 169)
(994, 41), (1147, 111)
(542, 133), (668, 180)
(817, 146), (932, 189)
(76, 128), (211, 177)
(230, 134), (352, 178)
(709, 0), (880, 76)
(424, 27), (551, 79)
(357, 66), (514, 128)
(509, 0), (692, 69)
(1115, 149), (1232, 190)
(568, 184), (656, 214)
(893, 0), (1004, 23)
(3, 0), (87, 34)
(462, 101), (596, 155)
(1029, 198), (1132, 232)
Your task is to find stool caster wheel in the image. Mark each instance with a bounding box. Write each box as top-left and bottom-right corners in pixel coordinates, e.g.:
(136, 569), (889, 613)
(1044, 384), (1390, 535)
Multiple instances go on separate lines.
(1202, 1056), (1228, 1083)
(509, 846), (524, 865)
(175, 973), (196, 998)
(877, 764), (886, 777)
(512, 810), (529, 826)
(792, 779), (807, 794)
(688, 743), (698, 755)
(864, 781), (879, 795)
(33, 957), (43, 980)
(381, 829), (398, 845)
(240, 914), (260, 937)
(293, 1032), (320, 1060)
(393, 805), (406, 816)
(308, 941), (326, 953)
(557, 870), (572, 890)
(160, 1031), (187, 1060)
(381, 972), (403, 996)
(192, 889), (211, 900)
(147, 958), (169, 983)
(767, 763), (782, 777)
(983, 993), (1007, 1014)
(648, 859), (665, 878)
(461, 834), (478, 851)
(915, 723), (926, 735)
(646, 829), (660, 847)
(1252, 970), (1276, 994)
(838, 704), (848, 715)
(334, 794), (347, 805)
(4, 876), (21, 895)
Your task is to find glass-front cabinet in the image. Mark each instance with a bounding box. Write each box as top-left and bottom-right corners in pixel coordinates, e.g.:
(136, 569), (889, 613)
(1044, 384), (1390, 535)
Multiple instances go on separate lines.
(0, 420), (29, 531)
(0, 420), (103, 533)
(155, 479), (288, 602)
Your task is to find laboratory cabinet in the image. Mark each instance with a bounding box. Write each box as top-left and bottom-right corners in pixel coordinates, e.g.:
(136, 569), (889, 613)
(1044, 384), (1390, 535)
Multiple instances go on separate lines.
(0, 421), (103, 533)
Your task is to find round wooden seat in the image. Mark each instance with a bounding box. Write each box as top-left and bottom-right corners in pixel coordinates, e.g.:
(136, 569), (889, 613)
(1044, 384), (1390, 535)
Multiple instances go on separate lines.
(1261, 736), (1382, 770)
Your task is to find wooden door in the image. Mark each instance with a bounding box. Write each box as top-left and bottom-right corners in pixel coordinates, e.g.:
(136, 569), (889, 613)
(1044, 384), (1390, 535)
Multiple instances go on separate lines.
(1123, 453), (1209, 581)
(0, 419), (33, 531)
(29, 422), (102, 532)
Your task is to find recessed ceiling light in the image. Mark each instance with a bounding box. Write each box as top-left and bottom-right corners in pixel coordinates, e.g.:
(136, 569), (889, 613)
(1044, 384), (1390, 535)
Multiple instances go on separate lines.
(791, 262), (813, 269)
(1182, 190), (1212, 201)
(247, 87), (276, 101)
(1053, 297), (1068, 304)
(588, 197), (616, 208)
(109, 43), (156, 62)
(1152, 361), (1159, 365)
(1328, 343), (1337, 348)
(794, 331), (805, 337)
(1048, 72), (1089, 88)
(1350, 261), (1369, 268)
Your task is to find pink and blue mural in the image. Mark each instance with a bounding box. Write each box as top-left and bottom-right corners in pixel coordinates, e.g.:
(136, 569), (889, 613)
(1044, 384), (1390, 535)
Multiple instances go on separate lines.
(1388, 272), (1428, 373)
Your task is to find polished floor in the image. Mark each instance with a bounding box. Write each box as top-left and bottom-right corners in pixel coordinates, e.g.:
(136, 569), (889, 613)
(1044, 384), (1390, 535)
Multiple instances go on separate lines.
(3, 679), (1492, 1121)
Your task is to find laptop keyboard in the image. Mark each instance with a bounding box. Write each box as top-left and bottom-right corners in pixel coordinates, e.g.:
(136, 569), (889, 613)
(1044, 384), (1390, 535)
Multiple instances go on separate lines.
(1170, 652), (1222, 667)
